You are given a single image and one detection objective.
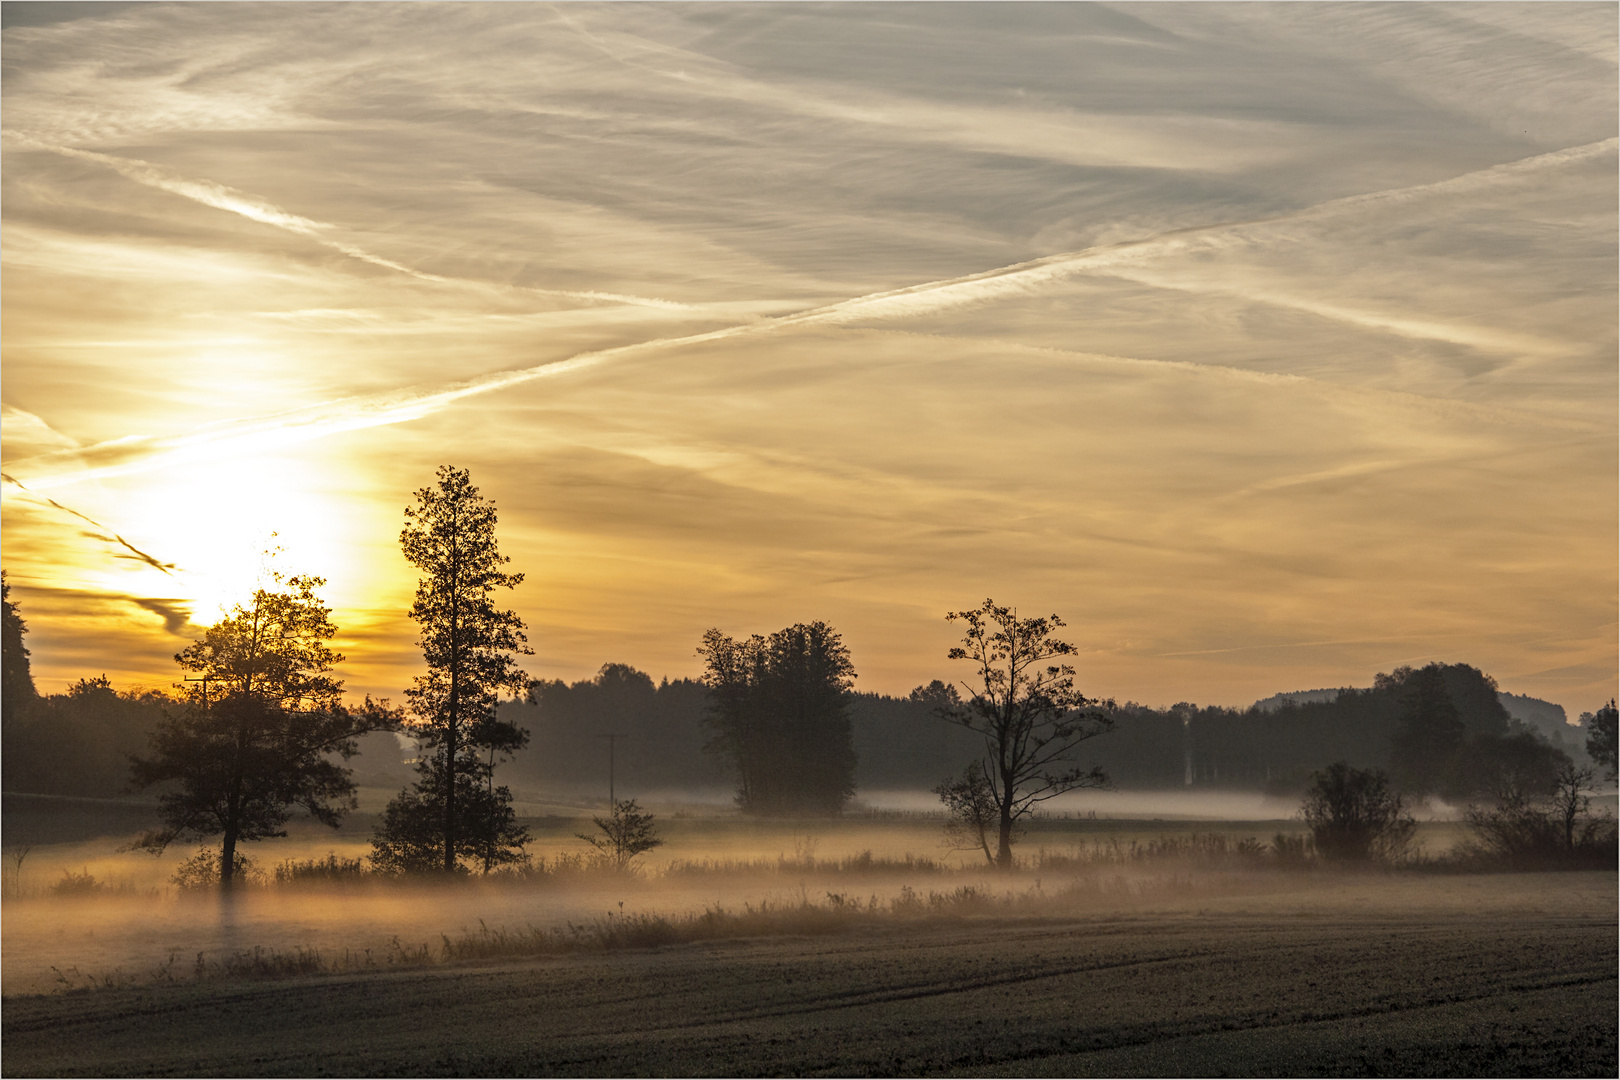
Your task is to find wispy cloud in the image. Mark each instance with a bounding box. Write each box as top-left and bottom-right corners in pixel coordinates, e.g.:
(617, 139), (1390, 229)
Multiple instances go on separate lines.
(0, 472), (177, 573)
(6, 136), (1607, 493)
(3, 2), (1612, 711)
(4, 134), (710, 314)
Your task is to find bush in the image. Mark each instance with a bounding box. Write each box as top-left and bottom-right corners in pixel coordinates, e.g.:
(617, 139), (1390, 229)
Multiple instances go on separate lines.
(50, 868), (106, 897)
(1462, 764), (1617, 868)
(1300, 763), (1415, 863)
(172, 847), (263, 890)
(274, 853), (369, 886)
(577, 799), (664, 870)
(1271, 833), (1313, 866)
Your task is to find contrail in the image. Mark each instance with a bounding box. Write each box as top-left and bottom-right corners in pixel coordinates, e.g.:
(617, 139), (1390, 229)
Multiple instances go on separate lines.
(5, 138), (1606, 491)
(2, 133), (707, 313)
(0, 472), (178, 574)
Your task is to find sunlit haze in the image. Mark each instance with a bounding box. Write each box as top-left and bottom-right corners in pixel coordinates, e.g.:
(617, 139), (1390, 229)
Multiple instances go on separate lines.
(3, 3), (1614, 715)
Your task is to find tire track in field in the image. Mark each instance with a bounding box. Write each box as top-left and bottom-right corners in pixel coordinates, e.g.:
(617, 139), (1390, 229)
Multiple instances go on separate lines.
(950, 971), (1620, 1073)
(615, 918), (1599, 1032)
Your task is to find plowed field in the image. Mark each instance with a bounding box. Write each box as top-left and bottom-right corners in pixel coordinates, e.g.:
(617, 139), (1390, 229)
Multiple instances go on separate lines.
(5, 878), (1615, 1077)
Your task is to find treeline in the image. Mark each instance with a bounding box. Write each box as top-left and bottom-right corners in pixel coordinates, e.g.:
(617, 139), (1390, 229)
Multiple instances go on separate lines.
(2, 658), (1601, 805)
(1090, 663), (1593, 797)
(2, 572), (1605, 808)
(503, 670), (984, 798)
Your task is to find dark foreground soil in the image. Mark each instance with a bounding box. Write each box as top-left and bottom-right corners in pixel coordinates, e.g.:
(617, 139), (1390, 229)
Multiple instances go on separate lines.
(4, 904), (1615, 1077)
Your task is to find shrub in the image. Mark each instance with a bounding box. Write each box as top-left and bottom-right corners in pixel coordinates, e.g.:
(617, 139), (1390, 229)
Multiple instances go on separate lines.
(1271, 832), (1313, 866)
(274, 853), (369, 886)
(50, 868), (106, 896)
(172, 847), (263, 890)
(1300, 763), (1415, 863)
(577, 799), (664, 870)
(1463, 764), (1617, 868)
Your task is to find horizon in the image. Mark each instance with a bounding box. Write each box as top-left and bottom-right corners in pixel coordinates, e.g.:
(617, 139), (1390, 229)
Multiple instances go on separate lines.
(3, 3), (1615, 718)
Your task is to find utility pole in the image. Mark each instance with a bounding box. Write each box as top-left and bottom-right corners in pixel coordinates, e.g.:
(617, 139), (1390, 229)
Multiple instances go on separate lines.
(184, 644), (216, 706)
(596, 733), (628, 804)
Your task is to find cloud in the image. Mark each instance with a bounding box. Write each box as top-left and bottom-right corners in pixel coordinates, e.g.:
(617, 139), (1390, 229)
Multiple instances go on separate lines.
(6, 132), (1607, 496)
(3, 134), (711, 314)
(2, 3), (1612, 715)
(130, 597), (193, 636)
(1, 472), (177, 573)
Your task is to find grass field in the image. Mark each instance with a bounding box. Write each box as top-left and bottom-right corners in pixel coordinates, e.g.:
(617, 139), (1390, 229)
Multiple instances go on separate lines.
(3, 867), (1615, 1077)
(3, 799), (1614, 1077)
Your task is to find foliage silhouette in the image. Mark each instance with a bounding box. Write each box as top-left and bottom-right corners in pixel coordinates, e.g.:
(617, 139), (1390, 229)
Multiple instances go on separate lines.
(932, 762), (1001, 864)
(1300, 762), (1415, 863)
(699, 622), (857, 815)
(2, 571), (37, 722)
(1463, 762), (1617, 867)
(130, 571), (398, 890)
(373, 467), (532, 874)
(935, 599), (1114, 868)
(578, 799), (664, 870)
(1583, 700), (1617, 781)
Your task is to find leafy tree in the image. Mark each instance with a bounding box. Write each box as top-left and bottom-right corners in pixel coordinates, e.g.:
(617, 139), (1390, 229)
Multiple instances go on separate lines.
(1583, 700), (1617, 781)
(578, 798), (664, 869)
(1463, 762), (1615, 867)
(934, 599), (1114, 868)
(2, 571), (37, 722)
(1448, 730), (1568, 801)
(1387, 665), (1466, 795)
(3, 677), (173, 797)
(932, 762), (999, 864)
(698, 621), (857, 815)
(368, 753), (530, 875)
(514, 665), (724, 792)
(130, 573), (398, 890)
(373, 466), (532, 874)
(1300, 762), (1415, 863)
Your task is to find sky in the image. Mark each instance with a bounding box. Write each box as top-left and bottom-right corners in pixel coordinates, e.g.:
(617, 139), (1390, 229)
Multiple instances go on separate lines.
(2, 2), (1615, 717)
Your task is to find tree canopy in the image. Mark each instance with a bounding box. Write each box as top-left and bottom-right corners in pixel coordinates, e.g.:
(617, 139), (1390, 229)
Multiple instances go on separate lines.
(2, 571), (37, 722)
(935, 599), (1114, 868)
(699, 621), (858, 815)
(373, 466), (532, 874)
(131, 571), (397, 889)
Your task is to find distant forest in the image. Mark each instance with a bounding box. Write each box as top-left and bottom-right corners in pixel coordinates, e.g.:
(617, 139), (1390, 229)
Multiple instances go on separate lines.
(2, 633), (1600, 805)
(504, 661), (1595, 800)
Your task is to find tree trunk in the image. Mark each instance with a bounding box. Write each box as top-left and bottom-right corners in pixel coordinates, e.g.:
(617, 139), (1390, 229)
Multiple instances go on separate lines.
(220, 826), (238, 892)
(996, 807), (1013, 868)
(443, 722), (457, 873)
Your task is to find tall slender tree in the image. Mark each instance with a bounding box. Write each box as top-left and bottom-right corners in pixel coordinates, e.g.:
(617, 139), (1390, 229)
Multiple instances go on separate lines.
(935, 599), (1114, 868)
(131, 571), (397, 890)
(373, 466), (532, 874)
(2, 571), (38, 722)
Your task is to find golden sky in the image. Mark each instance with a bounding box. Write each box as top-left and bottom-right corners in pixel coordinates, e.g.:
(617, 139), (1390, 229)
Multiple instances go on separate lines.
(2, 3), (1615, 716)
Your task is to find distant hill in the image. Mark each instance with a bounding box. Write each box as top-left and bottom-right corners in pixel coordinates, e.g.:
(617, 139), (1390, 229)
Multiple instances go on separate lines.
(1251, 688), (1346, 712)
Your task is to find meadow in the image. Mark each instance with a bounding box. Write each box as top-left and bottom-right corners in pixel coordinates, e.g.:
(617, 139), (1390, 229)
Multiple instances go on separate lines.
(2, 792), (1614, 1076)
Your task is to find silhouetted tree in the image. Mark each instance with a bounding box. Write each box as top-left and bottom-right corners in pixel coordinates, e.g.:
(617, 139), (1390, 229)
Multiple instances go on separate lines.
(373, 467), (532, 874)
(578, 798), (664, 869)
(932, 762), (999, 864)
(699, 621), (857, 815)
(1387, 665), (1466, 795)
(1300, 762), (1415, 863)
(130, 572), (398, 890)
(1449, 730), (1568, 801)
(368, 752), (529, 875)
(935, 599), (1114, 868)
(514, 665), (723, 792)
(1584, 700), (1617, 782)
(1464, 761), (1616, 867)
(4, 677), (172, 797)
(2, 571), (37, 722)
